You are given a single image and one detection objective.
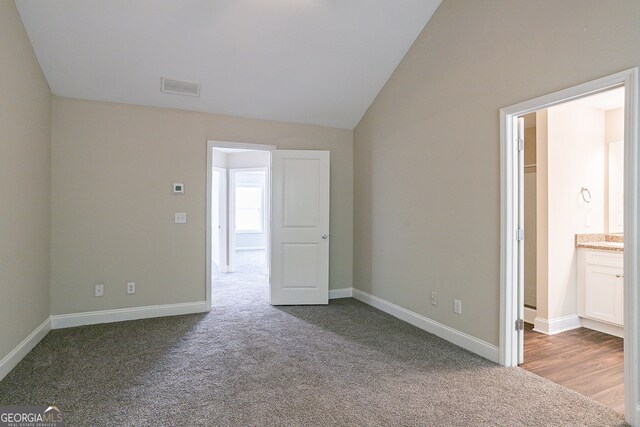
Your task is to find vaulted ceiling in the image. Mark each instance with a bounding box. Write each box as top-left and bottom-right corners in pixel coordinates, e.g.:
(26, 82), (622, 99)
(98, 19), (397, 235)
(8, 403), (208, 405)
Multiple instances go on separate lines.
(16, 0), (442, 129)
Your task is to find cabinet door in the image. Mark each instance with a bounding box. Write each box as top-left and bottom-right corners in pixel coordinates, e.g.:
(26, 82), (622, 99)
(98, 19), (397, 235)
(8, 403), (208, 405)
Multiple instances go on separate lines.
(584, 264), (624, 326)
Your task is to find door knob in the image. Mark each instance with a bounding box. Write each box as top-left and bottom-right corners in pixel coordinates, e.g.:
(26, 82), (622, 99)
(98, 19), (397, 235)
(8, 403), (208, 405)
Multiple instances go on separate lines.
(321, 234), (329, 239)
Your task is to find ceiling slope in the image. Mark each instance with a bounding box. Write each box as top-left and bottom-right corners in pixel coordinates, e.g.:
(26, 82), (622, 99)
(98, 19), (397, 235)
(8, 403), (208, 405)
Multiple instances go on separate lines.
(16, 0), (441, 129)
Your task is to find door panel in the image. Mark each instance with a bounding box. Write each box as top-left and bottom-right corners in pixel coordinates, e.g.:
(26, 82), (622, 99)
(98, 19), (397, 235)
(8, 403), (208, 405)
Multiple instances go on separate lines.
(282, 243), (319, 289)
(271, 150), (330, 305)
(284, 158), (320, 227)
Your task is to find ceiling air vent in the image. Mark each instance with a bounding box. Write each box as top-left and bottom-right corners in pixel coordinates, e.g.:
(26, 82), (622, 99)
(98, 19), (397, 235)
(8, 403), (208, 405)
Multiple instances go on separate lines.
(161, 77), (200, 97)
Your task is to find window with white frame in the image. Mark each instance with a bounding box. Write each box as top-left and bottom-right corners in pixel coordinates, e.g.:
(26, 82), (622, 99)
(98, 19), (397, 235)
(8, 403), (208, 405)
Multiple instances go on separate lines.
(234, 171), (265, 233)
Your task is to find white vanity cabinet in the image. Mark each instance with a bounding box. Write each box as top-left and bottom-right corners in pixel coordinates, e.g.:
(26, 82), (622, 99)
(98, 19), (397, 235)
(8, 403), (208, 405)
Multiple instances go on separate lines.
(577, 249), (624, 327)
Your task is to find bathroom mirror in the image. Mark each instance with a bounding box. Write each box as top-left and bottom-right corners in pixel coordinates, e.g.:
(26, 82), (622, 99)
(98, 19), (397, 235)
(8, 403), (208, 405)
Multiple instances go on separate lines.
(608, 140), (624, 233)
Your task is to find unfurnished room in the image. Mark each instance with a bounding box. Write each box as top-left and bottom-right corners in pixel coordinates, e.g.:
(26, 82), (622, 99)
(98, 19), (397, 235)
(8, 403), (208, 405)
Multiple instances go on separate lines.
(1, 1), (640, 426)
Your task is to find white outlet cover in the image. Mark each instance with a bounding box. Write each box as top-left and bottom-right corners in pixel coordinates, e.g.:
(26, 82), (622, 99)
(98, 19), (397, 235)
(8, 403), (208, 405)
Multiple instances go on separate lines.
(175, 212), (187, 224)
(95, 283), (104, 297)
(127, 282), (136, 294)
(454, 299), (462, 314)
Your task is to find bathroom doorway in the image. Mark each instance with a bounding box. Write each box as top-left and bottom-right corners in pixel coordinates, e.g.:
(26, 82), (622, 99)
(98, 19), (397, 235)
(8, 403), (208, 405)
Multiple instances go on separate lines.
(500, 69), (639, 424)
(518, 87), (625, 412)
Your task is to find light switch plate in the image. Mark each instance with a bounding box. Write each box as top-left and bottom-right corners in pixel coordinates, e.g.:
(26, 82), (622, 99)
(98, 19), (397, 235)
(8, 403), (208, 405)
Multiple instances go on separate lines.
(175, 212), (187, 224)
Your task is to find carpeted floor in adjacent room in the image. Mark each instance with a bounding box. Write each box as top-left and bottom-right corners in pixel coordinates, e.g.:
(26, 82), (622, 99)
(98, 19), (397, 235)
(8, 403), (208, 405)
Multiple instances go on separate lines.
(0, 268), (627, 426)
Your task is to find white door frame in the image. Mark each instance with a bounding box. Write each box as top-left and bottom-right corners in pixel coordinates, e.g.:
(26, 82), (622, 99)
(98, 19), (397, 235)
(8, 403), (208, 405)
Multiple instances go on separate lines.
(206, 140), (275, 311)
(499, 68), (639, 425)
(212, 166), (228, 272)
(229, 167), (270, 273)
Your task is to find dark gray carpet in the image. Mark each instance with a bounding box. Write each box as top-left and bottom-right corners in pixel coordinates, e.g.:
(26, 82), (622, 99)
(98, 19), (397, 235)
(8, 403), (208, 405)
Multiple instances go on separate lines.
(0, 269), (627, 426)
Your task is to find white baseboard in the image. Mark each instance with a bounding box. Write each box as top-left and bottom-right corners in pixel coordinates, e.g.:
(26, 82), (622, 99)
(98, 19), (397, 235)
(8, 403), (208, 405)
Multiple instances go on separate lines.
(582, 318), (624, 338)
(0, 318), (51, 382)
(352, 289), (499, 363)
(213, 263), (228, 273)
(524, 307), (536, 324)
(329, 287), (353, 299)
(533, 314), (582, 335)
(50, 301), (208, 329)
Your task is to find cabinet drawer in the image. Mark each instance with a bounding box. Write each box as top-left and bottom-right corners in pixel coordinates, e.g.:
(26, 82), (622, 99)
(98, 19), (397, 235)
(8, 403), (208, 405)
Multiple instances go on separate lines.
(585, 250), (624, 268)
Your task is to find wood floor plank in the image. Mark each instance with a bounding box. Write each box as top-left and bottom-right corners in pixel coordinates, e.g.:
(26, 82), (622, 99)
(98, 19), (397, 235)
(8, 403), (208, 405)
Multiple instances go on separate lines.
(521, 323), (624, 413)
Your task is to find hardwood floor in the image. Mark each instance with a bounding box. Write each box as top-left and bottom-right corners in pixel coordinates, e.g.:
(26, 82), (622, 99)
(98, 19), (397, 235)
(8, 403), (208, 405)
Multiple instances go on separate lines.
(521, 323), (624, 413)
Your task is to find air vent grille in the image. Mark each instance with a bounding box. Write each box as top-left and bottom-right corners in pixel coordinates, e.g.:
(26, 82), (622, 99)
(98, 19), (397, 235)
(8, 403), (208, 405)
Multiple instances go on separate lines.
(161, 77), (200, 97)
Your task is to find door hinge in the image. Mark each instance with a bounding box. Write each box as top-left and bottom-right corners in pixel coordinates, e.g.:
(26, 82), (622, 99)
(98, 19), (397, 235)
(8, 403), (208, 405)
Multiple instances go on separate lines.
(515, 319), (524, 331)
(516, 138), (524, 151)
(516, 228), (524, 241)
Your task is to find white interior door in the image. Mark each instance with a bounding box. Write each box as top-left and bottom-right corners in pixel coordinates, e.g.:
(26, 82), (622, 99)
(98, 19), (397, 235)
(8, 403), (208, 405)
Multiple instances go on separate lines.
(271, 150), (330, 305)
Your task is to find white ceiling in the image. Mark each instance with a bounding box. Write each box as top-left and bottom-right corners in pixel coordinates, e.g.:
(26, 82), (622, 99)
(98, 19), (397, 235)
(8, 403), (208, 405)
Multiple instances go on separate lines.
(16, 0), (442, 130)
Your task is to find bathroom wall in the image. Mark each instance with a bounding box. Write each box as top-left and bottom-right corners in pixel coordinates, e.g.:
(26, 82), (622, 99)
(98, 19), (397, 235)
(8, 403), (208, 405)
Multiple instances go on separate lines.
(544, 102), (605, 321)
(605, 107), (624, 233)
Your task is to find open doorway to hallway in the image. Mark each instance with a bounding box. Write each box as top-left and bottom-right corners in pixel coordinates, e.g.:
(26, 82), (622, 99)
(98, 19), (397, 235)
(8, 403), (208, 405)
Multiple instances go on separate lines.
(518, 87), (626, 412)
(211, 146), (271, 299)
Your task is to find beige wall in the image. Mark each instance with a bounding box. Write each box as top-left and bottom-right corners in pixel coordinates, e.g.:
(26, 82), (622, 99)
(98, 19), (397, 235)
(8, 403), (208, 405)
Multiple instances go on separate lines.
(51, 97), (353, 315)
(353, 0), (640, 345)
(0, 1), (51, 360)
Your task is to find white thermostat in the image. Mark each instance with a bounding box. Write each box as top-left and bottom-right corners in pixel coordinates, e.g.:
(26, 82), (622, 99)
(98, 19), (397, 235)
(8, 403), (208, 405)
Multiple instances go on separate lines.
(173, 183), (184, 194)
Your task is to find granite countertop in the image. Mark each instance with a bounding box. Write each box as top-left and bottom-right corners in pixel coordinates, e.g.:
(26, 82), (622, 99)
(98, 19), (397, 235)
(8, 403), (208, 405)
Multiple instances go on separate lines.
(575, 233), (624, 252)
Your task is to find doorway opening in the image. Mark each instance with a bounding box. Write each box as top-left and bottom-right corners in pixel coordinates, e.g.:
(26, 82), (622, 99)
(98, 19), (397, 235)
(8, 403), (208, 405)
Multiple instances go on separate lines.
(500, 69), (639, 424)
(520, 87), (625, 412)
(206, 143), (332, 309)
(206, 141), (274, 306)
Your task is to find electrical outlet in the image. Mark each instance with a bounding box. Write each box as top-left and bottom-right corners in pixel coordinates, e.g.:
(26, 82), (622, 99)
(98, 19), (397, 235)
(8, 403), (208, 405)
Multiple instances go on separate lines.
(94, 283), (104, 297)
(430, 291), (438, 306)
(175, 212), (187, 224)
(127, 282), (136, 294)
(454, 299), (462, 315)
